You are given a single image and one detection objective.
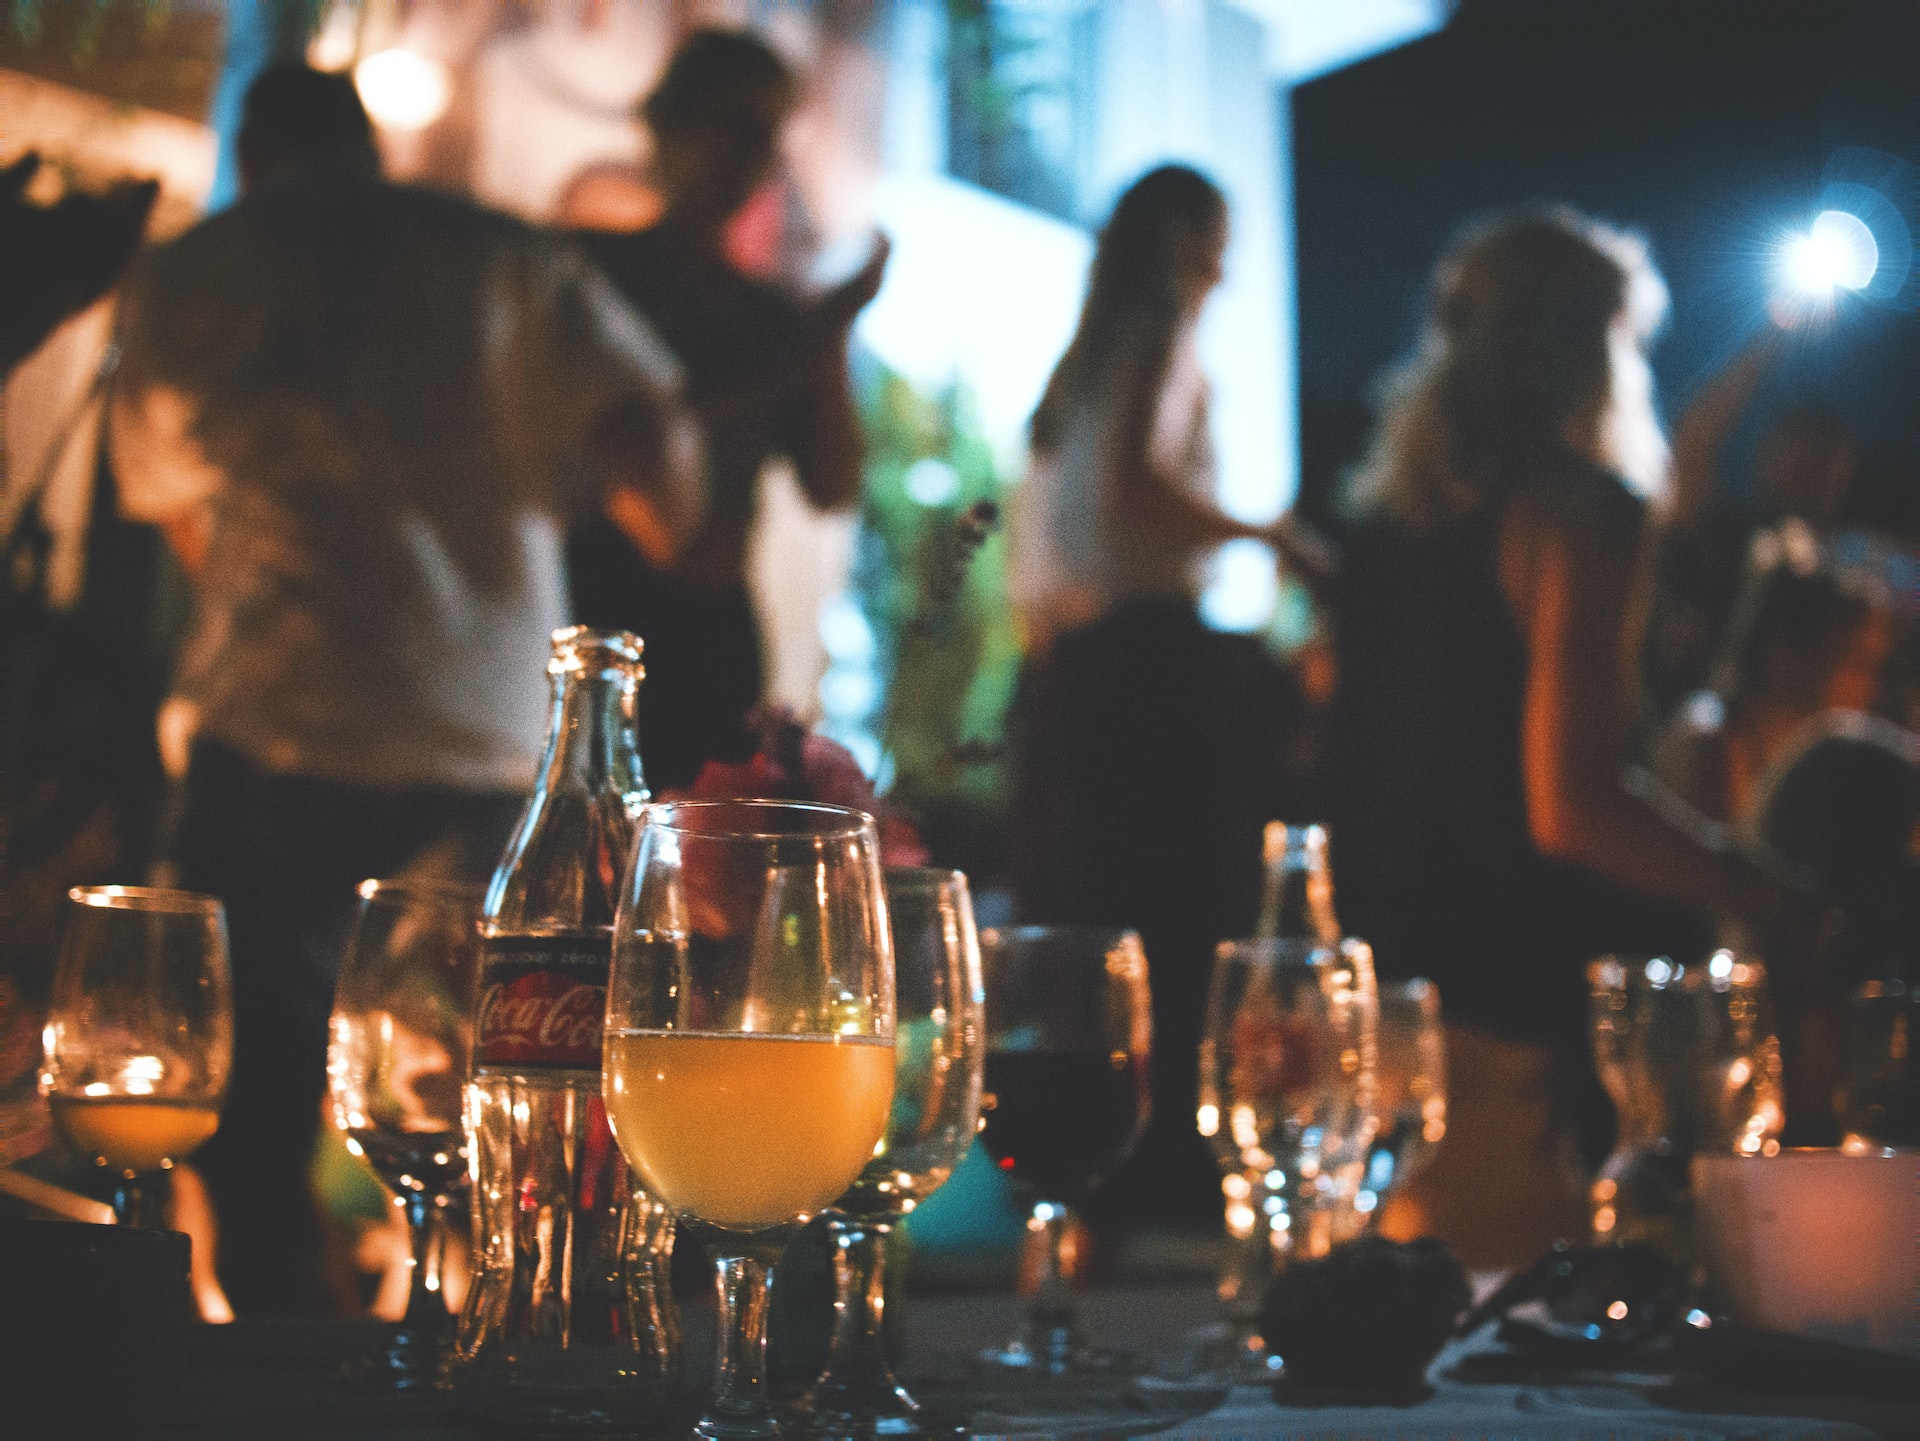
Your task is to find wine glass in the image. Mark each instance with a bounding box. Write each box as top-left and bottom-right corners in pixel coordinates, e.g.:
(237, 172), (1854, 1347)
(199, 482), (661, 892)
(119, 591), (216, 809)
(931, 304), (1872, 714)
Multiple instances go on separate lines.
(1336, 977), (1446, 1240)
(1195, 937), (1376, 1374)
(1839, 978), (1918, 1150)
(977, 925), (1153, 1374)
(605, 800), (896, 1440)
(327, 878), (481, 1387)
(806, 866), (985, 1433)
(41, 887), (232, 1227)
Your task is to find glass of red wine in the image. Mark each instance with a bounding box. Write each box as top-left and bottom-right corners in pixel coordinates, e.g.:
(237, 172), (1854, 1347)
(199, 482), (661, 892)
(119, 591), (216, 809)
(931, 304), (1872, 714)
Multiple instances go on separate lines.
(977, 926), (1152, 1373)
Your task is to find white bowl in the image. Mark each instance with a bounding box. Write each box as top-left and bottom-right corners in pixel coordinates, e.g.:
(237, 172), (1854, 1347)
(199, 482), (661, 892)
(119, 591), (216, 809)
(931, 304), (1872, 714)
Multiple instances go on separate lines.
(1692, 1148), (1918, 1353)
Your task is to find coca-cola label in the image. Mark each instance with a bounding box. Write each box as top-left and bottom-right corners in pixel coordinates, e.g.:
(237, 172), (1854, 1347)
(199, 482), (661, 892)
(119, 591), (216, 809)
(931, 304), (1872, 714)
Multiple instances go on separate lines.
(476, 934), (612, 1069)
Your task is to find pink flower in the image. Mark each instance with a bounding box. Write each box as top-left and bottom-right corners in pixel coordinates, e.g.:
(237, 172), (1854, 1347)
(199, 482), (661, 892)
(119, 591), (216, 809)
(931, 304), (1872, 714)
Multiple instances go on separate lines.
(681, 709), (929, 868)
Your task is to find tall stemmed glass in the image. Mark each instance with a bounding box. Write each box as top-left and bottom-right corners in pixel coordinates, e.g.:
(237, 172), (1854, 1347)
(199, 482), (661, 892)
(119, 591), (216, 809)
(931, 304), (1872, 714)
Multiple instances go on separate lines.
(327, 878), (482, 1387)
(605, 800), (896, 1440)
(806, 867), (985, 1433)
(1334, 977), (1446, 1241)
(41, 887), (231, 1227)
(977, 926), (1153, 1374)
(1196, 937), (1376, 1372)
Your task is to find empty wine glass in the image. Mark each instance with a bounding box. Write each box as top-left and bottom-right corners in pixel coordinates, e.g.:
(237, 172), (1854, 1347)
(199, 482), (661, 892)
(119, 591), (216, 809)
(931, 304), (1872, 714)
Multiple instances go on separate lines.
(41, 887), (232, 1227)
(1195, 937), (1376, 1374)
(805, 866), (985, 1434)
(977, 926), (1152, 1374)
(327, 878), (482, 1387)
(1840, 978), (1918, 1149)
(1589, 950), (1783, 1260)
(1337, 976), (1446, 1239)
(605, 800), (896, 1440)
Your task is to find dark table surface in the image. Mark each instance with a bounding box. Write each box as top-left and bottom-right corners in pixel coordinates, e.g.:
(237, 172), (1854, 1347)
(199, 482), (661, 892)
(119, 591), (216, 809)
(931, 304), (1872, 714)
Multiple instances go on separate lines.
(96, 1283), (1920, 1439)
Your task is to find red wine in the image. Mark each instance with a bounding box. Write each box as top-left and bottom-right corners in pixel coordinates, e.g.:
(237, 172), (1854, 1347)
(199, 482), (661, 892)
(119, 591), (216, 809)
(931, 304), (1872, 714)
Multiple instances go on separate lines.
(979, 1050), (1149, 1199)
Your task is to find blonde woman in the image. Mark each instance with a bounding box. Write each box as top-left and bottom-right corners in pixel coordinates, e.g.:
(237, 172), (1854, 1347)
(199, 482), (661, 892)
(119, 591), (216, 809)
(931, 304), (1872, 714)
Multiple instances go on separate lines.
(1328, 208), (1815, 1264)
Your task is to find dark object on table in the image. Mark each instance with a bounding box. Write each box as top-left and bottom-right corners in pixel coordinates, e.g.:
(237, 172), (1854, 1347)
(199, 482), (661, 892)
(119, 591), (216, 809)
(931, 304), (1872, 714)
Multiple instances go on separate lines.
(0, 1221), (194, 1426)
(1459, 1241), (1685, 1353)
(1674, 1314), (1920, 1402)
(1258, 1235), (1470, 1400)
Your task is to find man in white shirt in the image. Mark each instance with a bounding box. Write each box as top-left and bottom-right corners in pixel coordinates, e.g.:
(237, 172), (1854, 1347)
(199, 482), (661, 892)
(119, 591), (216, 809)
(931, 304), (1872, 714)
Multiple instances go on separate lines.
(111, 62), (696, 1312)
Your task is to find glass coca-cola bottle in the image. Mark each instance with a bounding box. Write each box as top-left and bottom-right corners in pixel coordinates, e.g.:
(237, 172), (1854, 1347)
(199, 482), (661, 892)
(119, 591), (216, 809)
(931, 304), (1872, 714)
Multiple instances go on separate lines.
(456, 627), (678, 1429)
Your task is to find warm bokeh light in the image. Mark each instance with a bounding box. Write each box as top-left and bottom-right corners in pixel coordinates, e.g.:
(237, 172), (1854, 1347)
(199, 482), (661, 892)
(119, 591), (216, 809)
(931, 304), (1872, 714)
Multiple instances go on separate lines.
(354, 49), (452, 133)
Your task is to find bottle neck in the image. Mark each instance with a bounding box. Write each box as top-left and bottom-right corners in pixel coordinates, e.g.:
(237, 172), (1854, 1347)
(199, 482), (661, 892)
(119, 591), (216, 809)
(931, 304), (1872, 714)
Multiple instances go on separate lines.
(537, 660), (647, 808)
(1259, 823), (1339, 944)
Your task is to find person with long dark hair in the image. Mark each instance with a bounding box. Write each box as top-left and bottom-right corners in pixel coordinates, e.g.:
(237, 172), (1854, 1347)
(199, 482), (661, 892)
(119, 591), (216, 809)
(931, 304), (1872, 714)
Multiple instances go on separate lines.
(1329, 208), (1816, 1265)
(1009, 165), (1325, 1224)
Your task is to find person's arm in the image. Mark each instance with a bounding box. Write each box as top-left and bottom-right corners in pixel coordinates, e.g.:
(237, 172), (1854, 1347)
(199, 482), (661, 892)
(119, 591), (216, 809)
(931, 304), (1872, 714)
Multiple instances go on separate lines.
(784, 235), (890, 513)
(1502, 481), (1787, 922)
(1664, 331), (1780, 531)
(533, 249), (705, 562)
(1104, 333), (1337, 588)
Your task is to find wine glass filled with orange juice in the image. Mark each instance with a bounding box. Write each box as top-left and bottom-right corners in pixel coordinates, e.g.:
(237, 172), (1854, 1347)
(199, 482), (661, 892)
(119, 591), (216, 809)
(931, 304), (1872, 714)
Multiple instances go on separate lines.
(605, 800), (895, 1440)
(42, 887), (232, 1226)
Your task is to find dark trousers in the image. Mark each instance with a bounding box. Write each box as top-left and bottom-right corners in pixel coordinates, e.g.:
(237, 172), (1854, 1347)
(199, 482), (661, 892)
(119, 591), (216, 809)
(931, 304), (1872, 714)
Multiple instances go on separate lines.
(1010, 600), (1309, 1227)
(174, 742), (521, 1315)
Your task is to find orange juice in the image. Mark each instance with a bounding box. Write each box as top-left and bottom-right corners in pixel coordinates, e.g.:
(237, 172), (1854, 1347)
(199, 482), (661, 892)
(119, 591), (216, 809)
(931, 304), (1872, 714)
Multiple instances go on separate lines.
(51, 1096), (221, 1172)
(604, 1030), (894, 1230)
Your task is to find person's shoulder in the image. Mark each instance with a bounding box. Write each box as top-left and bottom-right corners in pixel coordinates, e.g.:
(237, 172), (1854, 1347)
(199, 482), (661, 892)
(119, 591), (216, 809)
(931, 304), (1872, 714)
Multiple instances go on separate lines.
(1506, 453), (1646, 549)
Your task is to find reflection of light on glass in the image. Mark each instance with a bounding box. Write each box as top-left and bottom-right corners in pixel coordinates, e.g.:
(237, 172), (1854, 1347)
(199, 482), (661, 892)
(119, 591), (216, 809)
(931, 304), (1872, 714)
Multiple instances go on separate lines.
(1761, 1138), (1781, 1157)
(83, 1081), (112, 1097)
(120, 1056), (165, 1095)
(1686, 1308), (1712, 1329)
(1229, 1104), (1260, 1151)
(1607, 1300), (1630, 1322)
(354, 49), (452, 133)
(1196, 1102), (1220, 1137)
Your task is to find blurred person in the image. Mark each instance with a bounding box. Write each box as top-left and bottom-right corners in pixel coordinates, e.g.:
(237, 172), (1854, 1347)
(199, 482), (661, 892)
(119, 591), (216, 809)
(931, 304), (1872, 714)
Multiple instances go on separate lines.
(110, 62), (696, 1313)
(1007, 166), (1327, 1225)
(572, 27), (885, 788)
(1328, 208), (1819, 1266)
(1650, 537), (1897, 827)
(1646, 321), (1873, 711)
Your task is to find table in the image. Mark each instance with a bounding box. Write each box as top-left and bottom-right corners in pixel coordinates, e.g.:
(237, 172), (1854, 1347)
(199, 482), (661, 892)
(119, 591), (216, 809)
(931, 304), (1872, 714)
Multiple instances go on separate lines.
(113, 1285), (1920, 1438)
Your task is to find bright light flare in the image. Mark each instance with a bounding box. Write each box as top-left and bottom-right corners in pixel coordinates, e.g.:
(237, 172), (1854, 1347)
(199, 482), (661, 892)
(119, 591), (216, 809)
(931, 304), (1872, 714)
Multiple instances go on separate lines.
(354, 49), (451, 133)
(1780, 209), (1879, 298)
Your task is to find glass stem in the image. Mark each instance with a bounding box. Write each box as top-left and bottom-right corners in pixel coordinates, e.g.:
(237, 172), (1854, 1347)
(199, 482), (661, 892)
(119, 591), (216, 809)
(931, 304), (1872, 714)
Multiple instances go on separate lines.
(707, 1247), (779, 1431)
(401, 1192), (447, 1328)
(824, 1212), (902, 1397)
(1019, 1200), (1082, 1371)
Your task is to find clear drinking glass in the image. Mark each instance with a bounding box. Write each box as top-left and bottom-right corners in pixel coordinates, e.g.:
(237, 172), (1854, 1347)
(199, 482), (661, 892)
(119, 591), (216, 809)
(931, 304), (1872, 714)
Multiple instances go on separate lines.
(805, 866), (985, 1434)
(976, 926), (1153, 1374)
(1839, 978), (1918, 1150)
(41, 887), (232, 1226)
(327, 878), (482, 1387)
(1337, 976), (1446, 1238)
(1588, 950), (1783, 1262)
(1195, 936), (1376, 1368)
(605, 800), (896, 1440)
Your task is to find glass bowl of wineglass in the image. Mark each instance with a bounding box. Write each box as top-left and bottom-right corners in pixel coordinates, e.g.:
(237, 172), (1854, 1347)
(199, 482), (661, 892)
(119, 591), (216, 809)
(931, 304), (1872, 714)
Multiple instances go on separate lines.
(977, 925), (1153, 1375)
(327, 877), (482, 1387)
(41, 887), (232, 1228)
(1194, 936), (1376, 1377)
(803, 866), (985, 1434)
(1337, 976), (1446, 1240)
(605, 799), (896, 1440)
